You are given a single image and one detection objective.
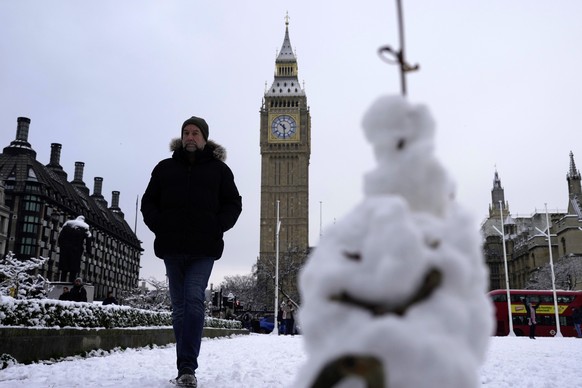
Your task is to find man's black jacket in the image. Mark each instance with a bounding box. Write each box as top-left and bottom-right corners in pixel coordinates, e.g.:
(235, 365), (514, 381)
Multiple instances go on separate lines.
(141, 140), (242, 259)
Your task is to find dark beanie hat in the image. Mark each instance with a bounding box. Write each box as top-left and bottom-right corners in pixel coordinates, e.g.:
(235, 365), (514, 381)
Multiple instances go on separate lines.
(181, 116), (209, 141)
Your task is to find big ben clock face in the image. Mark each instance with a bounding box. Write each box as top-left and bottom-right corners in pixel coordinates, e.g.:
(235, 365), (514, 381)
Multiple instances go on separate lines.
(271, 115), (297, 139)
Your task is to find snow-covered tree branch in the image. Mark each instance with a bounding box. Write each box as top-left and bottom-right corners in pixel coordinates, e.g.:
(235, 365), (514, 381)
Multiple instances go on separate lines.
(0, 253), (51, 300)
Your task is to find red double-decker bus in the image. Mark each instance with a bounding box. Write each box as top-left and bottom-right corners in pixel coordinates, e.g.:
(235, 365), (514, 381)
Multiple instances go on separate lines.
(488, 289), (582, 337)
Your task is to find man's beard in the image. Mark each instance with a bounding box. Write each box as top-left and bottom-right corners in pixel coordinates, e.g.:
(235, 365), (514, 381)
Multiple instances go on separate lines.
(183, 142), (199, 152)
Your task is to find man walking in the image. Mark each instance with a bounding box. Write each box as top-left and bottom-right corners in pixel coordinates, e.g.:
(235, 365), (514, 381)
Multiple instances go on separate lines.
(141, 116), (242, 387)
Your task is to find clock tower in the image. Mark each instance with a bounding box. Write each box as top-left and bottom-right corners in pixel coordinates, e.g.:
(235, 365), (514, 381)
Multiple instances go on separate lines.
(258, 17), (311, 304)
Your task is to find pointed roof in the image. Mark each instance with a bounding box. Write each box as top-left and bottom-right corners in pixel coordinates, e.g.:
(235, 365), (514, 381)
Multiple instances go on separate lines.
(493, 169), (503, 189)
(567, 151), (582, 216)
(568, 151), (580, 179)
(265, 14), (305, 98)
(276, 14), (296, 63)
(489, 168), (510, 218)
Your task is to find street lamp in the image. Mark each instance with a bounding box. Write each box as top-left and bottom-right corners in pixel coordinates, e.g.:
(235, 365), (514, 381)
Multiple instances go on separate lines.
(271, 200), (281, 335)
(535, 203), (562, 337)
(492, 200), (515, 336)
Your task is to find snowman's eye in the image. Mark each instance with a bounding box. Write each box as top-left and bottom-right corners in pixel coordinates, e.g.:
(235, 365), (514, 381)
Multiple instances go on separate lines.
(343, 251), (362, 261)
(426, 239), (440, 249)
(397, 138), (406, 149)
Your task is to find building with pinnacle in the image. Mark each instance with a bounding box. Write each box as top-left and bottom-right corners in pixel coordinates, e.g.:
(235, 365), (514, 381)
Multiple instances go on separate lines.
(257, 18), (311, 307)
(481, 151), (582, 290)
(0, 117), (142, 299)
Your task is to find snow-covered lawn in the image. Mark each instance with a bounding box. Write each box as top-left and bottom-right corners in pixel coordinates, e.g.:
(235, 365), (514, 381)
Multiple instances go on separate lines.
(0, 334), (579, 387)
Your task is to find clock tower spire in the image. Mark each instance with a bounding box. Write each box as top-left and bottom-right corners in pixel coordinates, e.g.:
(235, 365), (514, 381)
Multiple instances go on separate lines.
(267, 13), (303, 99)
(258, 16), (311, 306)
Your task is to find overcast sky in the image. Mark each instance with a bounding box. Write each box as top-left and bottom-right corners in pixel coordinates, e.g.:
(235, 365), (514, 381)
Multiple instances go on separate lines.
(2, 1), (581, 287)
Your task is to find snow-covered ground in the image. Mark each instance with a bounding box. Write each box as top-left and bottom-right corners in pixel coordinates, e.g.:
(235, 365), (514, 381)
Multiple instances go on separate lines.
(0, 334), (580, 388)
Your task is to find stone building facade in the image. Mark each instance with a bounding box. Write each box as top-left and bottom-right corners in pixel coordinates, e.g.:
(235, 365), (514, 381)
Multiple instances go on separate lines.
(0, 117), (142, 300)
(482, 152), (582, 290)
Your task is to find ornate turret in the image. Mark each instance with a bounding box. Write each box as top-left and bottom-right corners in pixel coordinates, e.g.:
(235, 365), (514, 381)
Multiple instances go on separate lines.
(567, 151), (582, 215)
(489, 169), (509, 218)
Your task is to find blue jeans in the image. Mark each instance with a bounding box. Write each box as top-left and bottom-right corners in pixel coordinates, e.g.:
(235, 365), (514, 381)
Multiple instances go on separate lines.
(164, 255), (214, 373)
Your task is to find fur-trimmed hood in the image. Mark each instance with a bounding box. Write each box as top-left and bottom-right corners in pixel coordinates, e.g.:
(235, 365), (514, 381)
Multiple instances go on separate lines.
(169, 138), (227, 161)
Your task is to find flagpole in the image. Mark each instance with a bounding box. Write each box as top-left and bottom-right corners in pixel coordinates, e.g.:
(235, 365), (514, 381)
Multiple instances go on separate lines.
(134, 195), (139, 235)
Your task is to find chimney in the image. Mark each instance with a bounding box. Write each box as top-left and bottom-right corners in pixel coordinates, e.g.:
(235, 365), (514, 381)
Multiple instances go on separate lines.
(16, 117), (30, 142)
(71, 161), (89, 195)
(49, 143), (62, 167)
(110, 190), (124, 217)
(4, 117), (35, 157)
(111, 190), (120, 208)
(73, 162), (85, 183)
(45, 143), (67, 179)
(93, 177), (103, 197)
(16, 117), (31, 142)
(91, 177), (108, 206)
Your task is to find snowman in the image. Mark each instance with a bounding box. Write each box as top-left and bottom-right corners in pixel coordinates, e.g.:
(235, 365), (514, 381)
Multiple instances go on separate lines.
(295, 95), (493, 388)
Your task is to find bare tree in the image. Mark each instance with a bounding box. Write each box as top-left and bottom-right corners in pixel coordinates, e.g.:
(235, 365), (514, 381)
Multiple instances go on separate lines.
(255, 246), (309, 310)
(218, 272), (257, 311)
(526, 254), (582, 290)
(120, 276), (171, 311)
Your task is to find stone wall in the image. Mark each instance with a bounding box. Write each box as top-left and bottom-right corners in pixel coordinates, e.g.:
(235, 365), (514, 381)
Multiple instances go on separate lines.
(0, 327), (248, 364)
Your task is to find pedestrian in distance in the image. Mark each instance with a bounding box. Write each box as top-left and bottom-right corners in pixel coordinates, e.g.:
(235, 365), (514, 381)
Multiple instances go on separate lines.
(282, 300), (296, 335)
(522, 296), (541, 339)
(572, 307), (582, 338)
(102, 291), (118, 305)
(277, 305), (284, 334)
(57, 215), (91, 283)
(141, 115), (242, 387)
(69, 277), (88, 302)
(59, 286), (70, 301)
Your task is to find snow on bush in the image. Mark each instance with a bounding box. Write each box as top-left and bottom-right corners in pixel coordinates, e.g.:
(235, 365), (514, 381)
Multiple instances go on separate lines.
(0, 253), (51, 300)
(0, 297), (172, 328)
(0, 296), (242, 329)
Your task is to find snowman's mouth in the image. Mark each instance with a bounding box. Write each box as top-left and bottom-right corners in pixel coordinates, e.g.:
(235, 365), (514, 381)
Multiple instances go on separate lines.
(330, 268), (442, 316)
